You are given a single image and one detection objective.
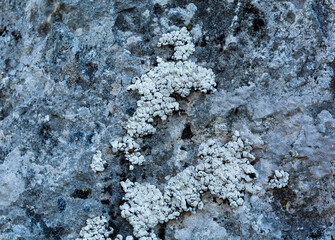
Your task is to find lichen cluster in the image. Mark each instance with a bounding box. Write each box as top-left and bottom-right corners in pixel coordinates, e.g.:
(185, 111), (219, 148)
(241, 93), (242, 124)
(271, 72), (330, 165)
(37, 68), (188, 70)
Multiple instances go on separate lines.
(85, 27), (259, 240)
(111, 27), (216, 170)
(120, 131), (258, 238)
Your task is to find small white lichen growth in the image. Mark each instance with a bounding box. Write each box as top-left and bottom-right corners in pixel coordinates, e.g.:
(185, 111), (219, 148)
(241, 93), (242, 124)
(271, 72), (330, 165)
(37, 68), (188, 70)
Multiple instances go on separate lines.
(76, 216), (113, 240)
(120, 131), (258, 238)
(90, 151), (107, 173)
(157, 27), (195, 61)
(114, 235), (123, 240)
(120, 180), (168, 239)
(269, 170), (289, 189)
(112, 27), (216, 169)
(194, 131), (257, 208)
(115, 234), (134, 240)
(111, 137), (145, 167)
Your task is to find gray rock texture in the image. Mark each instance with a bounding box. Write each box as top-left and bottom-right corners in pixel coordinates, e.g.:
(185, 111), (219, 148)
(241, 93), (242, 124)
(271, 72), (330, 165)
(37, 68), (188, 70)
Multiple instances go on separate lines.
(1, 0), (335, 239)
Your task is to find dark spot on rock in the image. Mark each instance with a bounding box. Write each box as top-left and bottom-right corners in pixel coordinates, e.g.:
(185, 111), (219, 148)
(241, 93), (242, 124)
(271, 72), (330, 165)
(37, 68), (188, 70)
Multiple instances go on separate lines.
(286, 11), (296, 24)
(110, 214), (117, 220)
(85, 62), (98, 79)
(11, 31), (22, 41)
(310, 230), (323, 238)
(200, 35), (207, 47)
(216, 33), (225, 45)
(253, 18), (265, 32)
(158, 223), (166, 240)
(222, 198), (230, 205)
(0, 147), (9, 164)
(170, 92), (183, 101)
(181, 124), (193, 139)
(154, 4), (163, 15)
(126, 106), (136, 116)
(273, 187), (297, 210)
(233, 26), (241, 36)
(71, 188), (91, 199)
(0, 26), (8, 36)
(86, 132), (95, 144)
(144, 36), (150, 42)
(101, 199), (110, 205)
(107, 221), (118, 238)
(104, 185), (113, 195)
(180, 146), (186, 151)
(185, 201), (193, 209)
(91, 122), (103, 134)
(250, 159), (257, 165)
(280, 199), (288, 208)
(141, 171), (146, 180)
(59, 3), (67, 12)
(40, 124), (52, 141)
(4, 58), (10, 69)
(248, 173), (257, 179)
(115, 14), (130, 31)
(38, 22), (51, 37)
(56, 196), (67, 212)
(152, 57), (159, 67)
(329, 60), (335, 97)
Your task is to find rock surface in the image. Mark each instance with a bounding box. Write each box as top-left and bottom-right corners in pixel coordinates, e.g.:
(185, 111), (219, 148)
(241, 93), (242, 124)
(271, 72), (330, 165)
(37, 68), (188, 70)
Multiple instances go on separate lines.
(1, 0), (335, 239)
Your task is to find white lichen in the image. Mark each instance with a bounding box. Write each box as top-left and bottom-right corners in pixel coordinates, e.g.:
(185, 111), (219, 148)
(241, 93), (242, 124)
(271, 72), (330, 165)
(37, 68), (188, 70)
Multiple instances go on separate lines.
(90, 151), (107, 173)
(120, 131), (258, 238)
(157, 27), (195, 61)
(115, 234), (134, 240)
(120, 180), (169, 239)
(269, 170), (289, 189)
(114, 235), (123, 240)
(76, 216), (113, 240)
(110, 137), (145, 168)
(76, 216), (136, 240)
(195, 131), (257, 208)
(112, 27), (216, 169)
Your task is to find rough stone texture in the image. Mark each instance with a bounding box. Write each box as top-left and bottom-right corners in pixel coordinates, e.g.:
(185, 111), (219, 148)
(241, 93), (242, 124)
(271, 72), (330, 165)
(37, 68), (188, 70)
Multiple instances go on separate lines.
(1, 0), (335, 239)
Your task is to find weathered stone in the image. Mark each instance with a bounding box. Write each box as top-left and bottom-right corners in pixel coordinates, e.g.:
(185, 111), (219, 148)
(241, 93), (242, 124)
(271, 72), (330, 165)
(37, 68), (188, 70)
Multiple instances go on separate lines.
(1, 0), (335, 239)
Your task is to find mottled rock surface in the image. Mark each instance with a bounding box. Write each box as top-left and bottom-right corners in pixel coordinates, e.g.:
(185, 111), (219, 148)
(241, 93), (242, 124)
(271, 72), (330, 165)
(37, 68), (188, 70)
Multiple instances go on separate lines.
(1, 0), (335, 239)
